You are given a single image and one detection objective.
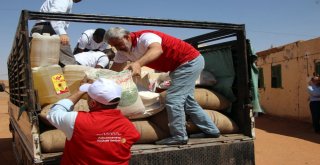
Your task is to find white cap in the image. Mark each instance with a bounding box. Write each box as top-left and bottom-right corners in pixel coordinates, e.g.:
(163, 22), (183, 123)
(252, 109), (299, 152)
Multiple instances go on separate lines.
(79, 78), (122, 105)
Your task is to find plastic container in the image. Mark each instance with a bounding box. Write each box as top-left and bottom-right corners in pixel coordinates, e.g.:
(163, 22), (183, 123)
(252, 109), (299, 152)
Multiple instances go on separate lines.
(30, 33), (60, 67)
(63, 65), (91, 95)
(63, 65), (91, 100)
(32, 65), (70, 106)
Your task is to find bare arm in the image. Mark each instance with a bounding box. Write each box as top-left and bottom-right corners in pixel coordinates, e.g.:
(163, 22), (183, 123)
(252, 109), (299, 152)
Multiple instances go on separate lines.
(68, 90), (86, 104)
(73, 47), (84, 55)
(125, 42), (163, 76)
(110, 62), (128, 72)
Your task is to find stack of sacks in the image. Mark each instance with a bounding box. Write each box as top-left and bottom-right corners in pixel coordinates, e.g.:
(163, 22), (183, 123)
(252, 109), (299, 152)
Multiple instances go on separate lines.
(129, 88), (238, 144)
(148, 108), (238, 136)
(38, 86), (237, 152)
(39, 67), (237, 151)
(151, 88), (237, 133)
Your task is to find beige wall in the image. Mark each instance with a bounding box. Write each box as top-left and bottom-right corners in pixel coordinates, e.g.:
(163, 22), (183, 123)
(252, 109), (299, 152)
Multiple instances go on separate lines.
(257, 37), (320, 122)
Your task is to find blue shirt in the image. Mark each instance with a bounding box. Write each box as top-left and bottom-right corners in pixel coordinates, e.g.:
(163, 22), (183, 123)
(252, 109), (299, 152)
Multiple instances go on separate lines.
(46, 99), (78, 140)
(308, 84), (320, 101)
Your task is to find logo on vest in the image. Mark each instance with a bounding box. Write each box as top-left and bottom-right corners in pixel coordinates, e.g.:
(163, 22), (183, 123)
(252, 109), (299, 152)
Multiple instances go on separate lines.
(96, 132), (125, 143)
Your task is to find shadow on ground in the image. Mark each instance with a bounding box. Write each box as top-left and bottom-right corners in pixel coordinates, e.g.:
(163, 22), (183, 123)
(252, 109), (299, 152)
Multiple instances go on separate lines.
(255, 114), (320, 144)
(0, 138), (16, 163)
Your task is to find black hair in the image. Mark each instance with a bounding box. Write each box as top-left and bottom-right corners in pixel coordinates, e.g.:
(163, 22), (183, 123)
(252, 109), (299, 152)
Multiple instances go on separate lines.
(93, 28), (106, 37)
(93, 28), (106, 43)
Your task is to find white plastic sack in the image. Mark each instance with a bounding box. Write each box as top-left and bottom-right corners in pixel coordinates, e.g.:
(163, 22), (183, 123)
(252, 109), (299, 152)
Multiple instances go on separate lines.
(195, 70), (217, 86)
(85, 69), (145, 117)
(128, 91), (165, 119)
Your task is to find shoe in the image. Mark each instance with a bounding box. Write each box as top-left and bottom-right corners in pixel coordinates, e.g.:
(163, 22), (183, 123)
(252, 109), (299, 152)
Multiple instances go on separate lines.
(189, 133), (220, 138)
(155, 137), (188, 145)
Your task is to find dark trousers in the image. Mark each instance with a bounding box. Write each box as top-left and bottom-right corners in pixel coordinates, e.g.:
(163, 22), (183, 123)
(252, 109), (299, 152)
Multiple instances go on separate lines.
(31, 23), (76, 67)
(309, 101), (320, 132)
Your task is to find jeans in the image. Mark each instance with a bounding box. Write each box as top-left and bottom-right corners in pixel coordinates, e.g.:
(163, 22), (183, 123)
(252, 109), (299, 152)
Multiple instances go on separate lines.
(309, 101), (320, 132)
(166, 55), (220, 140)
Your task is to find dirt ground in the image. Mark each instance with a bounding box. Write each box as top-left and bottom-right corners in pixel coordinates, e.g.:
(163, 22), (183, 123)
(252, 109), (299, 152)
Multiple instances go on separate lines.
(0, 91), (319, 164)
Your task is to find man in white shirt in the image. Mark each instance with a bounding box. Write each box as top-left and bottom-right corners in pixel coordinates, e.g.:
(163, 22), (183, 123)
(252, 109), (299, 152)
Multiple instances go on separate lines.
(31, 0), (81, 67)
(75, 51), (110, 68)
(73, 28), (109, 54)
(74, 28), (116, 61)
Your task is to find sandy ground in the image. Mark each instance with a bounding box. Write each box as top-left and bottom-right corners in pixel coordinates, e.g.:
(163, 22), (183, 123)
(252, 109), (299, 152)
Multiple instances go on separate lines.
(0, 91), (319, 164)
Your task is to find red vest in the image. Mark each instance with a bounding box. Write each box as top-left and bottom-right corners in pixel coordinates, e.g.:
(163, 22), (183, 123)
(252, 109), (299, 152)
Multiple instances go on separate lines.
(130, 30), (200, 72)
(60, 110), (140, 165)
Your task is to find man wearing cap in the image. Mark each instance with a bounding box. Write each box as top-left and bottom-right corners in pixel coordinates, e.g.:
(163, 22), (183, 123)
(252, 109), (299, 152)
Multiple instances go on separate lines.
(104, 27), (220, 145)
(47, 78), (140, 164)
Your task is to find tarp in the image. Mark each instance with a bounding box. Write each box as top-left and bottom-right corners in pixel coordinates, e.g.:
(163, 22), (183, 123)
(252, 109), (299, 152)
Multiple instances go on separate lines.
(202, 47), (236, 102)
(202, 44), (264, 114)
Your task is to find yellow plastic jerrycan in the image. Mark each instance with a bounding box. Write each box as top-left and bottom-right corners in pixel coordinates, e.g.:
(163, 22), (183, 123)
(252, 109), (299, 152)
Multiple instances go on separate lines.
(32, 65), (71, 106)
(30, 33), (60, 67)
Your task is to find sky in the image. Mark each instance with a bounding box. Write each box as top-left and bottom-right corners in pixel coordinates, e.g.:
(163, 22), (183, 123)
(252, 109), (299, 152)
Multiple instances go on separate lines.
(0, 0), (319, 80)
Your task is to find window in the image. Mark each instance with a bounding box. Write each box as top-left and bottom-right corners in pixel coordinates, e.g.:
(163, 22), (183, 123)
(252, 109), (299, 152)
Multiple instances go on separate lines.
(315, 62), (320, 76)
(271, 64), (282, 88)
(258, 68), (264, 88)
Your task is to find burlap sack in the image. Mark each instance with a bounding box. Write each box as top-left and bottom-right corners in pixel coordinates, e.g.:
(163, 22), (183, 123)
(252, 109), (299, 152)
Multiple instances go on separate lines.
(160, 88), (231, 111)
(148, 109), (170, 133)
(186, 110), (239, 134)
(149, 109), (239, 134)
(39, 99), (89, 127)
(128, 102), (165, 120)
(132, 120), (169, 144)
(40, 129), (66, 153)
(128, 91), (165, 119)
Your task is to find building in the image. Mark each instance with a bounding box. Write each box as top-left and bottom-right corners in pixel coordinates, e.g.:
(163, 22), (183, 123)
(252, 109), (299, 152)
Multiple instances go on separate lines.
(256, 37), (320, 122)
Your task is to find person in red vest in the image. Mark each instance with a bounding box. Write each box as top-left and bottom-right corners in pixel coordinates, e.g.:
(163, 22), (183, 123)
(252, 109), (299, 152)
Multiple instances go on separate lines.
(47, 78), (140, 164)
(104, 27), (220, 145)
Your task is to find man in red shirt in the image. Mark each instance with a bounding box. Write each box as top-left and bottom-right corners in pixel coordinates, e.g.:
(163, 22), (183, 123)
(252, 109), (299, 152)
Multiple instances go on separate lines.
(104, 27), (220, 145)
(47, 78), (140, 164)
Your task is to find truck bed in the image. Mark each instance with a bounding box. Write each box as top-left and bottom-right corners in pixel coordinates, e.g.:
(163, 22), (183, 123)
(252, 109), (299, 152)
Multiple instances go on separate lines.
(40, 134), (254, 165)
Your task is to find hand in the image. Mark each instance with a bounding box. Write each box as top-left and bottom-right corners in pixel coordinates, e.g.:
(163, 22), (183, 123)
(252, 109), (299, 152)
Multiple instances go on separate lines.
(80, 76), (94, 86)
(60, 34), (70, 45)
(124, 62), (141, 77)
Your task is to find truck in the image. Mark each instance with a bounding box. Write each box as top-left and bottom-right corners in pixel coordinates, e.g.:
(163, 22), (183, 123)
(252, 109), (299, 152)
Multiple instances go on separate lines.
(5, 10), (256, 164)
